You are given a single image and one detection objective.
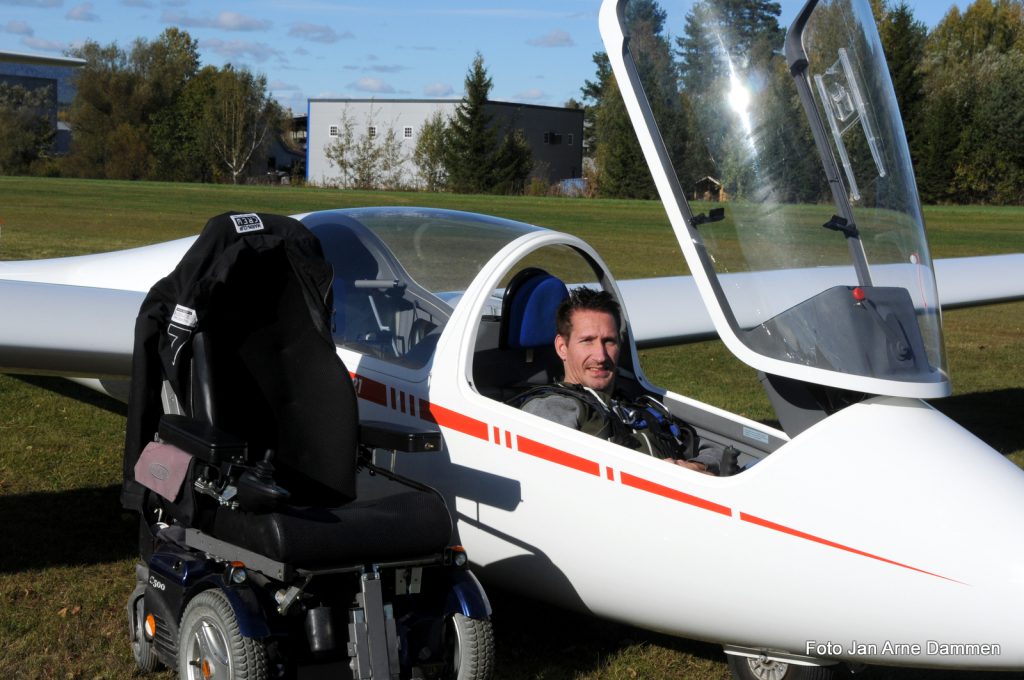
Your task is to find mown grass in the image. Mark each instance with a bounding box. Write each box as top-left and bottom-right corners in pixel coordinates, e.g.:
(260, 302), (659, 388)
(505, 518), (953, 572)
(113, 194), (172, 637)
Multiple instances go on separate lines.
(0, 177), (1022, 679)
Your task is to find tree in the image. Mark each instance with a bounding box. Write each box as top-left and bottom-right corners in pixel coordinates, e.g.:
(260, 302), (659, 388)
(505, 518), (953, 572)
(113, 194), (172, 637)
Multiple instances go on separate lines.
(200, 65), (281, 184)
(916, 0), (1024, 203)
(491, 127), (533, 194)
(586, 0), (686, 199)
(0, 83), (55, 174)
(413, 110), (449, 191)
(879, 2), (928, 158)
(595, 78), (657, 199)
(323, 106), (407, 190)
(445, 53), (499, 193)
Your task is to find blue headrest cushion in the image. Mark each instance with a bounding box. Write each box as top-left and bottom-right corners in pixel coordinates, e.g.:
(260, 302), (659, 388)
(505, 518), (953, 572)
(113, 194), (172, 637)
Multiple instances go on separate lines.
(506, 274), (569, 349)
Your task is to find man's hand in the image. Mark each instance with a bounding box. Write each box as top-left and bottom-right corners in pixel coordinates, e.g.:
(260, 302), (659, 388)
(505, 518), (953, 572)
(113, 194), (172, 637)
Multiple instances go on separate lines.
(668, 459), (712, 475)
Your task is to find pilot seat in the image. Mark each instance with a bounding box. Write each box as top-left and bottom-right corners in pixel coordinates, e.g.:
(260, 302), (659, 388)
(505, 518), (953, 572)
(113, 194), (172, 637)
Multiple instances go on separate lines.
(122, 211), (493, 679)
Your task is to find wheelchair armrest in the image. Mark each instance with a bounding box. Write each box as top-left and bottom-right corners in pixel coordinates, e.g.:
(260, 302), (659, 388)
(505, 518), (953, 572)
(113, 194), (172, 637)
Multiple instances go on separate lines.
(360, 420), (441, 452)
(159, 414), (247, 465)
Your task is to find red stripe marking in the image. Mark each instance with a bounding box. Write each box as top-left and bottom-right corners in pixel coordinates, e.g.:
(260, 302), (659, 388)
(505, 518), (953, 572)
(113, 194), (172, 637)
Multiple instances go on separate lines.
(620, 472), (731, 516)
(606, 467), (615, 481)
(492, 426), (500, 444)
(505, 430), (513, 449)
(740, 512), (966, 584)
(400, 391), (406, 413)
(420, 402), (489, 441)
(390, 387), (396, 410)
(351, 373), (387, 406)
(517, 436), (600, 476)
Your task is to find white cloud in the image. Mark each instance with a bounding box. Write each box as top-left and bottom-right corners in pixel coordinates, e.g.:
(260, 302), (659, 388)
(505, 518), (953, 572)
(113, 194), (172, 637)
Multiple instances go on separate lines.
(201, 38), (279, 62)
(20, 36), (66, 52)
(289, 22), (352, 44)
(516, 88), (546, 101)
(0, 0), (61, 6)
(66, 2), (98, 21)
(349, 77), (394, 94)
(162, 10), (270, 31)
(527, 29), (574, 48)
(4, 20), (34, 34)
(423, 82), (454, 97)
(270, 79), (301, 92)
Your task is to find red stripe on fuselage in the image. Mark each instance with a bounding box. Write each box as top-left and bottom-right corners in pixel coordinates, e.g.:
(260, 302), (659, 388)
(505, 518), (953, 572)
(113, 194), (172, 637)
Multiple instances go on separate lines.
(516, 436), (600, 476)
(739, 512), (966, 584)
(420, 401), (489, 441)
(350, 372), (387, 405)
(620, 472), (731, 516)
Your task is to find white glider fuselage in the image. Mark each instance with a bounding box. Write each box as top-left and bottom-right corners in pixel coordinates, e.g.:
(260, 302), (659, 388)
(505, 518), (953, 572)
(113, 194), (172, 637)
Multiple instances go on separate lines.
(1, 211), (1023, 671)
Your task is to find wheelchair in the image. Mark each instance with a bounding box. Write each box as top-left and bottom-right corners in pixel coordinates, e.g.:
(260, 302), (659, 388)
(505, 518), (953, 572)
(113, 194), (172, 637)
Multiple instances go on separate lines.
(121, 212), (493, 679)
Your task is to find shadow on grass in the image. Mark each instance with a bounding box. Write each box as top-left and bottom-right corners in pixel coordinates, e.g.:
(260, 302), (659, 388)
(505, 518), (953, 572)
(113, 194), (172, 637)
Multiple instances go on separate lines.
(0, 483), (137, 573)
(14, 374), (128, 417)
(485, 585), (727, 680)
(929, 388), (1024, 455)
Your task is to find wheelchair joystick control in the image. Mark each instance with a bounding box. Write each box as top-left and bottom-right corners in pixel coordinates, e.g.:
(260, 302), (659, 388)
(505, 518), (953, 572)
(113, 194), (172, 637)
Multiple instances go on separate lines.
(237, 449), (291, 511)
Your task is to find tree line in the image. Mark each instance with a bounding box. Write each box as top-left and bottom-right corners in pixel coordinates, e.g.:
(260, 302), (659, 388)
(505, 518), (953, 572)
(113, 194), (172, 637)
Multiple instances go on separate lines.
(2, 0), (1024, 204)
(582, 0), (1024, 205)
(0, 28), (281, 183)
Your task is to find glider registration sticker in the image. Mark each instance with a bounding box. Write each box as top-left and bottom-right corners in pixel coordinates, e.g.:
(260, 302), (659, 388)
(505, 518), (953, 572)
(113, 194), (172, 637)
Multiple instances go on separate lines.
(171, 304), (198, 328)
(231, 213), (264, 233)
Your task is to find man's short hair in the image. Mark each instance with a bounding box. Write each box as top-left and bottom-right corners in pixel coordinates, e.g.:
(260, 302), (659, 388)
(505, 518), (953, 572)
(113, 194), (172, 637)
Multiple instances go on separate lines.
(555, 287), (622, 338)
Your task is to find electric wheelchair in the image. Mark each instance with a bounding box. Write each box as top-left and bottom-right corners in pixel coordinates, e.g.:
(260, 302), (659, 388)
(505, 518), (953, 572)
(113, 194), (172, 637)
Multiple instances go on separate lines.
(121, 212), (493, 679)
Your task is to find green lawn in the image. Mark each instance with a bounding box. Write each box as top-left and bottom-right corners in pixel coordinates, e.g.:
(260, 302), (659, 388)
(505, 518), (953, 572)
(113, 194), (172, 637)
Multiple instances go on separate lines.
(0, 177), (1022, 679)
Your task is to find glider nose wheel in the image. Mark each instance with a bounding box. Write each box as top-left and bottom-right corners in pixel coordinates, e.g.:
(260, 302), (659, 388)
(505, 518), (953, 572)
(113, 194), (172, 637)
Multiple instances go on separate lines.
(727, 654), (843, 680)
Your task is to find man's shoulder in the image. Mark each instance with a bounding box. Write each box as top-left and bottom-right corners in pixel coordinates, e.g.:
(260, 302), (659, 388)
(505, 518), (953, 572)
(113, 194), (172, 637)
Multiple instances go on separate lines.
(520, 386), (584, 428)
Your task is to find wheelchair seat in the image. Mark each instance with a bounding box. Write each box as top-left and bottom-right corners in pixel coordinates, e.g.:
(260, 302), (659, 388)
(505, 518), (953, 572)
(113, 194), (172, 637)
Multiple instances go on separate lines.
(123, 211), (452, 568)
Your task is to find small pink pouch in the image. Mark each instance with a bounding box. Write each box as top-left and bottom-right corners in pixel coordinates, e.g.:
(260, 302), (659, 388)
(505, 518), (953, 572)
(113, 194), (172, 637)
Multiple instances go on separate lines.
(135, 441), (192, 502)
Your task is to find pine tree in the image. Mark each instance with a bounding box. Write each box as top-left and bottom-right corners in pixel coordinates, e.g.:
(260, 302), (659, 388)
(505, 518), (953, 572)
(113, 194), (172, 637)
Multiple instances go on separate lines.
(445, 53), (498, 194)
(879, 2), (927, 160)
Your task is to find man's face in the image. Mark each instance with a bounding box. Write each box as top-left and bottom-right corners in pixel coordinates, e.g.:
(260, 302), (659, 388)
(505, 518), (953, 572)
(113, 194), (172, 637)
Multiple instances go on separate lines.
(555, 308), (620, 392)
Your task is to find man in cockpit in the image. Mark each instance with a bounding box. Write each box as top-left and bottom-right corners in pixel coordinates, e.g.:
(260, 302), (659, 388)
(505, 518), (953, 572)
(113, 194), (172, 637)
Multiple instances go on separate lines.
(517, 287), (725, 474)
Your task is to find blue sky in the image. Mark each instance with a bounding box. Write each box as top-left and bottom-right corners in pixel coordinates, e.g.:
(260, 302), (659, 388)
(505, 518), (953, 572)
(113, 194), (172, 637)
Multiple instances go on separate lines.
(1, 0), (962, 113)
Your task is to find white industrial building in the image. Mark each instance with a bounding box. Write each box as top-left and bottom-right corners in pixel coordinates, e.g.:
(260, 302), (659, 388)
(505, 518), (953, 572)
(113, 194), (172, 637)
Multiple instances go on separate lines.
(306, 98), (584, 189)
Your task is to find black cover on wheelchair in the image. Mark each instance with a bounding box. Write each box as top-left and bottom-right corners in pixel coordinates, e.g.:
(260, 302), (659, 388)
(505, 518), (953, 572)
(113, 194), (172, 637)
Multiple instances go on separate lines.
(123, 210), (451, 561)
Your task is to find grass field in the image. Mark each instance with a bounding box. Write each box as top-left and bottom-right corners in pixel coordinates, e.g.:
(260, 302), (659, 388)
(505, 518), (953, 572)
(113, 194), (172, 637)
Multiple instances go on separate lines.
(0, 177), (1022, 679)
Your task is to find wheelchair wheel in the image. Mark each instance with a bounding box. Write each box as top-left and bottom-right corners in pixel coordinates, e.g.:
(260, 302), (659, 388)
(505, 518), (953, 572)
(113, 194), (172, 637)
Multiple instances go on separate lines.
(178, 590), (267, 680)
(130, 596), (159, 673)
(447, 613), (495, 680)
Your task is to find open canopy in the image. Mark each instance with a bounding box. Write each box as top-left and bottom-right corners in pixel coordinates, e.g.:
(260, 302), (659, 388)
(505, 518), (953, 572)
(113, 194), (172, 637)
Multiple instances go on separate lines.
(600, 0), (949, 398)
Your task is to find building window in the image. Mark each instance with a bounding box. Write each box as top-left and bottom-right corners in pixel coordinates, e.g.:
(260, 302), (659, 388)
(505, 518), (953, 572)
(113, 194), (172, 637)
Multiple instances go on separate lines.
(329, 125), (339, 137)
(568, 133), (574, 146)
(404, 126), (414, 139)
(368, 126), (377, 139)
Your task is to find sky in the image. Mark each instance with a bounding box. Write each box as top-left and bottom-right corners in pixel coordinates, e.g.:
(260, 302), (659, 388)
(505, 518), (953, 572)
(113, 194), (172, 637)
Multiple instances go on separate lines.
(1, 0), (963, 114)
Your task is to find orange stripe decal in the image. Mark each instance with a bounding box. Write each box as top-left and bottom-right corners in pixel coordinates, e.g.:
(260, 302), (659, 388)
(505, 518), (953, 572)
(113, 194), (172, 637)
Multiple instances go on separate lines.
(352, 373), (387, 406)
(420, 402), (489, 441)
(505, 430), (513, 449)
(621, 472), (731, 516)
(606, 467), (615, 481)
(517, 436), (600, 476)
(739, 512), (966, 584)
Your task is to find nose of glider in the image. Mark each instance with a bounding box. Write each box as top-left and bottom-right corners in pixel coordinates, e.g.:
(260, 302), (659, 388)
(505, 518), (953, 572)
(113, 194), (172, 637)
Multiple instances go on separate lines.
(718, 396), (1024, 668)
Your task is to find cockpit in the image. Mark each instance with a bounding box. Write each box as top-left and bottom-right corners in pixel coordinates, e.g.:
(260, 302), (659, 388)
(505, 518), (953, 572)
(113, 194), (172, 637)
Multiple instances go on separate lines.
(300, 208), (539, 369)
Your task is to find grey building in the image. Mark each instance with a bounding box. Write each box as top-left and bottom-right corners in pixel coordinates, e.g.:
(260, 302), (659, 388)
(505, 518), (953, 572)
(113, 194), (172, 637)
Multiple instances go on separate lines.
(306, 98), (584, 189)
(0, 50), (86, 154)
